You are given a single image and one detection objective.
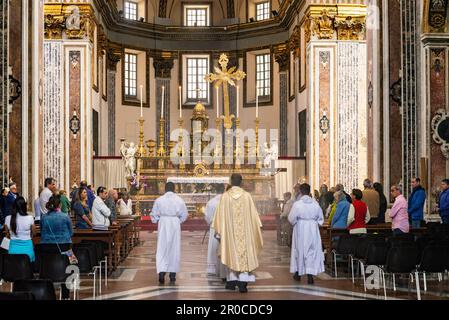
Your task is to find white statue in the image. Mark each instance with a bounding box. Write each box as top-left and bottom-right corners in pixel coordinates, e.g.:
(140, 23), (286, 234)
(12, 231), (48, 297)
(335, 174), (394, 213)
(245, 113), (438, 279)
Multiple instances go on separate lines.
(262, 141), (279, 169)
(66, 6), (81, 30)
(120, 140), (137, 178)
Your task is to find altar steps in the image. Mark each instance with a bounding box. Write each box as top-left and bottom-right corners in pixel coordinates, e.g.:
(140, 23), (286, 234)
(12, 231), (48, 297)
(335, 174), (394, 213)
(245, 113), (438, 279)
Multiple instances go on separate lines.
(138, 214), (278, 232)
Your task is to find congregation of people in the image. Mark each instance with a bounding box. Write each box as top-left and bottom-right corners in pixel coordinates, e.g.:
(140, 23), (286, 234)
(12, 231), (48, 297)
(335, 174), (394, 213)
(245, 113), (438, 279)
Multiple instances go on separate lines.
(281, 178), (449, 236)
(0, 177), (134, 298)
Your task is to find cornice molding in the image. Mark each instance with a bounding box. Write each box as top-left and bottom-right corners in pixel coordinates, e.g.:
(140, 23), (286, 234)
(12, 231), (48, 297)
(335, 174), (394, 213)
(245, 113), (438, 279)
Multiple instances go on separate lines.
(92, 0), (304, 45)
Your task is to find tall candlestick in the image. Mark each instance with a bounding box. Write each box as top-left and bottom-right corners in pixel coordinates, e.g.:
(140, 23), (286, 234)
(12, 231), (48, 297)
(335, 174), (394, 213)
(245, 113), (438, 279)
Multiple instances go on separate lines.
(216, 86), (219, 118)
(236, 85), (239, 118)
(140, 85), (143, 117)
(255, 86), (259, 118)
(179, 86), (182, 118)
(161, 86), (165, 119)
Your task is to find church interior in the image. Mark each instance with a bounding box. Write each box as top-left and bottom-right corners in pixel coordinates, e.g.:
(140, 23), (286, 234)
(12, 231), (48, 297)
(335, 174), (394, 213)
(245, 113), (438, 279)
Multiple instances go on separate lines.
(0, 0), (449, 301)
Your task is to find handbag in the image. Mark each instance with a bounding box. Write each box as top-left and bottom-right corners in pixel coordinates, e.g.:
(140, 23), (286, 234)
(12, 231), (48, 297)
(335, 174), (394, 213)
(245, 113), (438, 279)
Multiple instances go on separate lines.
(45, 218), (78, 265)
(0, 237), (10, 250)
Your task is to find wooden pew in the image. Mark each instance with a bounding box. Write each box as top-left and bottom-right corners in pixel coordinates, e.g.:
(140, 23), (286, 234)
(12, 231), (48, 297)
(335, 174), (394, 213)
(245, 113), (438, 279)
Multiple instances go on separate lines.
(32, 228), (116, 273)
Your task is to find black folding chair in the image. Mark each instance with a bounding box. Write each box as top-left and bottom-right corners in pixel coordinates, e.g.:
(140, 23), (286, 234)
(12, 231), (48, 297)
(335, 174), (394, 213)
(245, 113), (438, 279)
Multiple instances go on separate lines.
(380, 246), (420, 300)
(13, 279), (57, 300)
(2, 254), (34, 291)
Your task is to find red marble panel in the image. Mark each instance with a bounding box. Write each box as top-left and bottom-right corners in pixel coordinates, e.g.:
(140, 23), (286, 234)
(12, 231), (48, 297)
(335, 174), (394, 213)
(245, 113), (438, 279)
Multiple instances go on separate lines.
(429, 48), (447, 196)
(69, 51), (81, 186)
(318, 51), (330, 186)
(388, 0), (403, 189)
(8, 0), (22, 191)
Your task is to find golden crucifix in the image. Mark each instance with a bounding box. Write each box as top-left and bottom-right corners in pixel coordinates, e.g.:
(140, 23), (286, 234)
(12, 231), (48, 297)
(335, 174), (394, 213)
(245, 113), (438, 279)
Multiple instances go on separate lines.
(205, 54), (246, 129)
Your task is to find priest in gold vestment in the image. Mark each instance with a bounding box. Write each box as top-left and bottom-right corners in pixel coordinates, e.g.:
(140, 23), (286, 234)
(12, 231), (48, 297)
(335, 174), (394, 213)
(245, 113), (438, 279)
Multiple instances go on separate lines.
(212, 174), (263, 293)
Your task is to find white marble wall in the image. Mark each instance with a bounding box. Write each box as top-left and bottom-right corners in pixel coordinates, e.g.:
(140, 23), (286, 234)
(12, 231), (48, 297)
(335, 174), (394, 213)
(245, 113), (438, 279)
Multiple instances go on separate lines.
(337, 42), (368, 191)
(43, 41), (64, 186)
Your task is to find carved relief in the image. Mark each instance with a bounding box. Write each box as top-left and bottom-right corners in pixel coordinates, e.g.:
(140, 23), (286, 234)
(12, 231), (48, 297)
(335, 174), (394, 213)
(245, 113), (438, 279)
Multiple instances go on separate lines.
(274, 43), (289, 72)
(428, 0), (449, 32)
(432, 109), (449, 159)
(153, 57), (174, 78)
(44, 3), (95, 41)
(334, 16), (366, 41)
(304, 7), (367, 42)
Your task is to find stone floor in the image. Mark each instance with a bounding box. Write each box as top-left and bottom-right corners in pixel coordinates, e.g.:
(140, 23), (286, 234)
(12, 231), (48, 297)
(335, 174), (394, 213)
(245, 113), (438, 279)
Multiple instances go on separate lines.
(70, 230), (449, 300)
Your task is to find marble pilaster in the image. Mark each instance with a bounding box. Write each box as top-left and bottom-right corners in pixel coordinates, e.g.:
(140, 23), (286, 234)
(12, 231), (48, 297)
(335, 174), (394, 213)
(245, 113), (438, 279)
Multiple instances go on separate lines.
(43, 41), (64, 186)
(0, 0), (7, 186)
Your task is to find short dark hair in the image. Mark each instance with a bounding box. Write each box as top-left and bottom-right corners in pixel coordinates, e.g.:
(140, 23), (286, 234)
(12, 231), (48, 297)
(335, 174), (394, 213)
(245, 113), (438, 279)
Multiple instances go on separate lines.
(44, 177), (55, 187)
(299, 183), (311, 196)
(442, 179), (449, 185)
(165, 182), (175, 192)
(80, 180), (88, 188)
(413, 177), (421, 183)
(46, 195), (61, 212)
(230, 174), (243, 187)
(352, 189), (363, 200)
(216, 184), (225, 194)
(97, 186), (107, 195)
(8, 182), (16, 188)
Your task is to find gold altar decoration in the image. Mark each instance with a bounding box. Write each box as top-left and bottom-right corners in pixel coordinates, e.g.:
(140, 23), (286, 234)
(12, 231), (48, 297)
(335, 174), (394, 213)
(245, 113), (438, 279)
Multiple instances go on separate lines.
(214, 117), (223, 170)
(146, 139), (156, 157)
(255, 117), (261, 169)
(178, 119), (186, 170)
(303, 4), (367, 42)
(235, 117), (242, 169)
(205, 54), (246, 130)
(137, 118), (146, 157)
(168, 141), (177, 158)
(157, 118), (166, 168)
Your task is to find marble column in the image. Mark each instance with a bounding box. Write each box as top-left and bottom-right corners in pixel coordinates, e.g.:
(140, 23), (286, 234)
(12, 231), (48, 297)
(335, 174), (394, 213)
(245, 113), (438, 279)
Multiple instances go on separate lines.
(106, 49), (121, 156)
(400, 0), (419, 197)
(275, 46), (289, 157)
(0, 0), (8, 186)
(305, 5), (368, 191)
(153, 57), (174, 148)
(43, 2), (94, 190)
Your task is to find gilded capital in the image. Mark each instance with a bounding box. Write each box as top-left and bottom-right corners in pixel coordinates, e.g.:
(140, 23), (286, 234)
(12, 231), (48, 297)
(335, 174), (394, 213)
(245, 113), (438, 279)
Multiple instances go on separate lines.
(274, 43), (289, 72)
(44, 3), (96, 41)
(303, 4), (367, 42)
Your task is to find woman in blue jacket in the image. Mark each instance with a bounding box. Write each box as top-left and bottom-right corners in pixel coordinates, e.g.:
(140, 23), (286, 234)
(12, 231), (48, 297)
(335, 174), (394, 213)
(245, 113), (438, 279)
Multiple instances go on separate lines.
(331, 191), (350, 229)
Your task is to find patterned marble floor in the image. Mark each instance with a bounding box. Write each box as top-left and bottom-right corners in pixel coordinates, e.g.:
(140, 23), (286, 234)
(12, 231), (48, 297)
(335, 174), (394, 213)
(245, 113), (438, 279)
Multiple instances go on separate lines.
(69, 230), (449, 300)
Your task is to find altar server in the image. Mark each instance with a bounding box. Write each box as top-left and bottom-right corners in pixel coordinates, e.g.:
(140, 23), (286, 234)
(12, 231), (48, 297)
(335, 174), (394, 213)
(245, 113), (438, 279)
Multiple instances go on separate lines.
(288, 183), (325, 285)
(213, 174), (263, 293)
(151, 182), (189, 284)
(205, 184), (226, 279)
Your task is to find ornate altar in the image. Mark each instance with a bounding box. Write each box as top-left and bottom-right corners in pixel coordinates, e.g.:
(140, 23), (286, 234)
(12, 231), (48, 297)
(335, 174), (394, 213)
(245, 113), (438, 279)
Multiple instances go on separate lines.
(124, 53), (279, 219)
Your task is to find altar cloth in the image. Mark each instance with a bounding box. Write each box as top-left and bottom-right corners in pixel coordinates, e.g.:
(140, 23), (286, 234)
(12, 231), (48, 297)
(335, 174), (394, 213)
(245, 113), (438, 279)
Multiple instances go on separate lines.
(166, 177), (230, 184)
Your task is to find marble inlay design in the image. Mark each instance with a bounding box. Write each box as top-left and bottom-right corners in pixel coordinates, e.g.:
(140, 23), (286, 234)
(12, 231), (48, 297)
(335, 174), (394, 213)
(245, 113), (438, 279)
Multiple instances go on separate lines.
(43, 42), (63, 185)
(429, 48), (447, 205)
(156, 79), (170, 147)
(279, 73), (288, 156)
(337, 43), (361, 191)
(318, 50), (331, 186)
(0, 0), (7, 186)
(401, 0), (419, 197)
(69, 50), (81, 186)
(107, 70), (116, 155)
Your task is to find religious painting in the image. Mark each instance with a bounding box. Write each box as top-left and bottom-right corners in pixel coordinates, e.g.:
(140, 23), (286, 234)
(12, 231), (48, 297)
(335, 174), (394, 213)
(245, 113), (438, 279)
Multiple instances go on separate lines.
(289, 50), (295, 101)
(299, 23), (307, 92)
